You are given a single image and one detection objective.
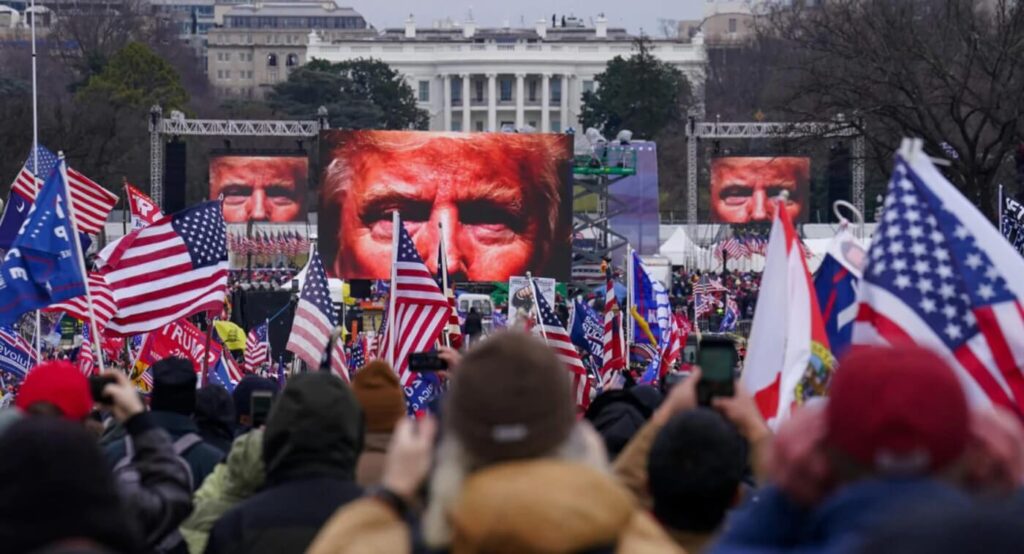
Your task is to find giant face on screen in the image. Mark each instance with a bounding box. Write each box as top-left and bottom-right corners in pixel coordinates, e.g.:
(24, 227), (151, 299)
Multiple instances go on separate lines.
(710, 157), (810, 223)
(208, 155), (308, 223)
(319, 130), (574, 281)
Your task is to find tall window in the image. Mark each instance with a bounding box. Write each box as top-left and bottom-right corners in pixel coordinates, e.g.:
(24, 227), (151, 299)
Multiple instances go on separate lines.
(267, 53), (278, 66)
(451, 77), (462, 104)
(528, 80), (538, 102)
(499, 78), (512, 101)
(728, 18), (738, 33)
(582, 80), (595, 94)
(286, 53), (298, 66)
(550, 77), (562, 104)
(418, 80), (430, 102)
(474, 80), (484, 102)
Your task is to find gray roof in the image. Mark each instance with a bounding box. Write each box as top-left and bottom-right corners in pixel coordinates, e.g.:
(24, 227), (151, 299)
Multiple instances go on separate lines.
(224, 1), (363, 18)
(375, 25), (635, 42)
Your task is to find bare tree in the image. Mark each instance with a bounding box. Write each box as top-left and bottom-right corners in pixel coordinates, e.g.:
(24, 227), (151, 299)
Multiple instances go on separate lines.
(762, 0), (1024, 217)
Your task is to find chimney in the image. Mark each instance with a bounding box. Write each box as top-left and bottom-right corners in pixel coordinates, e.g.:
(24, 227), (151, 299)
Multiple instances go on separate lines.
(404, 14), (416, 38)
(595, 13), (607, 38)
(535, 18), (547, 39)
(463, 16), (476, 38)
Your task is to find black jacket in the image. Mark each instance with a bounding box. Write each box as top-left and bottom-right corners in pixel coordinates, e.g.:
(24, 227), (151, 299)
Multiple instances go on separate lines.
(105, 411), (225, 491)
(204, 372), (365, 554)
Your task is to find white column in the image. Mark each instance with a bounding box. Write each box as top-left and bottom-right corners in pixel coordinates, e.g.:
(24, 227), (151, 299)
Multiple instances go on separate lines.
(487, 73), (497, 132)
(515, 73), (525, 129)
(541, 73), (551, 132)
(442, 74), (452, 132)
(560, 74), (569, 132)
(461, 72), (471, 132)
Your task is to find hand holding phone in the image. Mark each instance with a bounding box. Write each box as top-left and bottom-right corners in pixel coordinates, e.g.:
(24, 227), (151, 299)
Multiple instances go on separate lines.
(408, 352), (448, 372)
(250, 391), (274, 428)
(697, 336), (738, 406)
(88, 375), (118, 405)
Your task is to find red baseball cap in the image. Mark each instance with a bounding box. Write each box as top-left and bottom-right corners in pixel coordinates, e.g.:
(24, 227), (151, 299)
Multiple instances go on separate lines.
(15, 361), (93, 421)
(827, 345), (969, 475)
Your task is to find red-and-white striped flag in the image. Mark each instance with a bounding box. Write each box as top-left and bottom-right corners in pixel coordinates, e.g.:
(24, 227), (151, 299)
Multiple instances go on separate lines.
(329, 338), (350, 383)
(285, 251), (336, 369)
(98, 201), (229, 337)
(531, 277), (592, 410)
(12, 150), (117, 235)
(46, 272), (117, 330)
(389, 221), (449, 386)
(79, 325), (95, 377)
(125, 182), (162, 228)
(244, 322), (269, 372)
(601, 265), (625, 385)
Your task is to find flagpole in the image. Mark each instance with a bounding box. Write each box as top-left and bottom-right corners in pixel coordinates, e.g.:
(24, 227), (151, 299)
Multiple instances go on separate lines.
(625, 244), (634, 346)
(526, 272), (549, 344)
(30, 0), (41, 359)
(438, 220), (451, 348)
(999, 184), (1004, 236)
(387, 211), (399, 367)
(58, 155), (105, 373)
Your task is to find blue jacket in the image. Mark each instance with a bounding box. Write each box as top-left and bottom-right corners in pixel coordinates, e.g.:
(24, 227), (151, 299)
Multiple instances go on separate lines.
(710, 478), (972, 554)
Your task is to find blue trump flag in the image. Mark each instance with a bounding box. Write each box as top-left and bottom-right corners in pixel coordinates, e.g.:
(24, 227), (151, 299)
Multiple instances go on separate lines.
(570, 299), (604, 374)
(0, 326), (36, 380)
(0, 161), (86, 326)
(813, 229), (864, 357)
(630, 251), (670, 383)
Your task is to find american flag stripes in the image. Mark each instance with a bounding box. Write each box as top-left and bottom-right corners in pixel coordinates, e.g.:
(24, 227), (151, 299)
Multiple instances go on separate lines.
(436, 238), (462, 348)
(46, 273), (117, 330)
(11, 146), (118, 235)
(854, 141), (1024, 416)
(390, 222), (449, 386)
(79, 325), (95, 377)
(531, 277), (592, 410)
(98, 201), (229, 336)
(244, 322), (270, 372)
(601, 265), (626, 385)
(329, 338), (350, 383)
(286, 251), (337, 369)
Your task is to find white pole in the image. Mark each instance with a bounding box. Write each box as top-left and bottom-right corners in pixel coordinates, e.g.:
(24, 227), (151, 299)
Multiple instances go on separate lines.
(387, 211), (399, 367)
(438, 220), (451, 348)
(30, 0), (40, 360)
(58, 155), (105, 373)
(526, 272), (548, 344)
(625, 244), (633, 345)
(999, 184), (1005, 237)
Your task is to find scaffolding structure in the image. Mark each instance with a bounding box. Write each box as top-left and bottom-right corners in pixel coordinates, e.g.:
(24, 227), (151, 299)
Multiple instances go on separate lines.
(684, 117), (866, 243)
(572, 146), (638, 271)
(148, 105), (329, 209)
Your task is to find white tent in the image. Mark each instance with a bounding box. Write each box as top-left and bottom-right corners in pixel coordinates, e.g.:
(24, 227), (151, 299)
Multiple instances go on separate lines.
(658, 226), (706, 265)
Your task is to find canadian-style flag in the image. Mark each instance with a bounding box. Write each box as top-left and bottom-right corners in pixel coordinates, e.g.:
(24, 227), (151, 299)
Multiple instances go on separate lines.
(743, 202), (835, 429)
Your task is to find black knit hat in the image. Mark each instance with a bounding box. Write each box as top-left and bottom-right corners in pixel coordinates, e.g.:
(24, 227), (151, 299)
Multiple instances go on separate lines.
(446, 331), (575, 464)
(0, 417), (142, 553)
(150, 357), (197, 415)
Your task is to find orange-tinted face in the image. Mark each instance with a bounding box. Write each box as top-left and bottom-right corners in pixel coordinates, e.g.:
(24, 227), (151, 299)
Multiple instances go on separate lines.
(710, 157), (809, 223)
(209, 156), (307, 223)
(329, 133), (569, 281)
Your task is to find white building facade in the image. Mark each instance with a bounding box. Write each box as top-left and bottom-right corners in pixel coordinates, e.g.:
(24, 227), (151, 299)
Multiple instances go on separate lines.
(305, 16), (706, 133)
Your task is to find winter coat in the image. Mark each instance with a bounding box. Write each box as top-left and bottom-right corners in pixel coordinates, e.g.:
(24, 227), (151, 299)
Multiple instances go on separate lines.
(709, 478), (973, 554)
(181, 429), (265, 554)
(113, 412), (196, 552)
(105, 411), (226, 491)
(308, 459), (685, 554)
(355, 432), (390, 487)
(203, 373), (364, 554)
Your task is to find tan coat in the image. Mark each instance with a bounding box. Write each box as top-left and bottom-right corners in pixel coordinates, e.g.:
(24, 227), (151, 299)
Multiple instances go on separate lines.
(308, 459), (685, 554)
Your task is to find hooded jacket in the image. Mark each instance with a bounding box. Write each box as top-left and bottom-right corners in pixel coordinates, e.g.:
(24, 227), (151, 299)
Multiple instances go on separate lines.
(181, 429), (265, 554)
(307, 460), (684, 554)
(203, 373), (364, 554)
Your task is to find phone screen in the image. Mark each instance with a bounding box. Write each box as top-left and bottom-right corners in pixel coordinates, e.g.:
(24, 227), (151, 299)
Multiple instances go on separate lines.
(698, 346), (737, 382)
(251, 391), (274, 428)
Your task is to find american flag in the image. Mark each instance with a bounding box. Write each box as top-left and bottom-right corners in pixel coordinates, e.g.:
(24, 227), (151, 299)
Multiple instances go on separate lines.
(46, 273), (117, 331)
(854, 143), (1024, 416)
(98, 201), (228, 336)
(350, 337), (366, 373)
(695, 290), (720, 319)
(12, 146), (118, 235)
(436, 239), (463, 348)
(601, 265), (625, 385)
(286, 251), (337, 369)
(79, 325), (95, 376)
(716, 237), (749, 260)
(372, 309), (387, 360)
(659, 314), (688, 377)
(329, 337), (349, 383)
(531, 278), (592, 410)
(244, 321), (270, 372)
(390, 222), (449, 386)
(692, 274), (729, 295)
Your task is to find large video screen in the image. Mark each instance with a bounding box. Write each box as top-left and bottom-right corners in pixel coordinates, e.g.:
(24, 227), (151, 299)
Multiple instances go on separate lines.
(710, 157), (810, 223)
(319, 130), (574, 282)
(209, 155), (308, 223)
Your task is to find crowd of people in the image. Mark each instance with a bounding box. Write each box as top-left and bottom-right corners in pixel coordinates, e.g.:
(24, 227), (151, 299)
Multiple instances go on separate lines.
(1, 329), (1023, 554)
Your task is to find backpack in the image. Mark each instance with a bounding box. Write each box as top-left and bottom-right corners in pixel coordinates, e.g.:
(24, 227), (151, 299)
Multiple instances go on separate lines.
(113, 433), (202, 554)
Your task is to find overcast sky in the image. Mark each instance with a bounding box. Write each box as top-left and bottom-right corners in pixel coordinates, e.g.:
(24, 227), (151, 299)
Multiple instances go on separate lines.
(352, 1), (704, 36)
